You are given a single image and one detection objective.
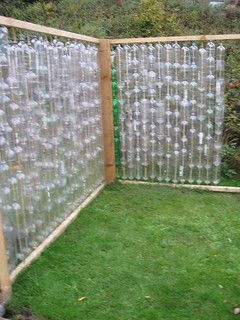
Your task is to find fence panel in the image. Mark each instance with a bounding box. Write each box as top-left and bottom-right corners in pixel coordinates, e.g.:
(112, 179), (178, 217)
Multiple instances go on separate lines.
(0, 26), (104, 273)
(112, 42), (225, 184)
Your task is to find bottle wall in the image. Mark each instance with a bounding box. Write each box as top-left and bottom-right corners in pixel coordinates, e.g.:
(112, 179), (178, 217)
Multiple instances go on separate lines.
(112, 42), (225, 184)
(0, 27), (104, 271)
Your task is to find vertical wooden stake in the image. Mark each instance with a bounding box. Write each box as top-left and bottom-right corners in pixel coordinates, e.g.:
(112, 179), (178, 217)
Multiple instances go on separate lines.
(0, 213), (12, 303)
(99, 39), (116, 183)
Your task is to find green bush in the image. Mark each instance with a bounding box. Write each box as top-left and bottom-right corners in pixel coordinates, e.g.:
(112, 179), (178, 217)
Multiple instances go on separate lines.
(224, 44), (240, 176)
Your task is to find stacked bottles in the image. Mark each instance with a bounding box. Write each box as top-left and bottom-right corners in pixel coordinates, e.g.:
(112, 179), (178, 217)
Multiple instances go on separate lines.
(111, 52), (121, 174)
(112, 42), (225, 184)
(0, 27), (104, 271)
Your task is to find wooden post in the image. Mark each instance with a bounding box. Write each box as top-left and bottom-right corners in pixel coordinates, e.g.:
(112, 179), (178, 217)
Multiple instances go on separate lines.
(0, 213), (11, 303)
(99, 39), (116, 183)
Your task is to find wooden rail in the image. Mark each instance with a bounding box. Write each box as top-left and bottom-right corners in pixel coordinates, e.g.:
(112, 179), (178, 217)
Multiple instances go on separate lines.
(120, 180), (240, 193)
(2, 16), (240, 45)
(0, 16), (99, 43)
(109, 34), (240, 44)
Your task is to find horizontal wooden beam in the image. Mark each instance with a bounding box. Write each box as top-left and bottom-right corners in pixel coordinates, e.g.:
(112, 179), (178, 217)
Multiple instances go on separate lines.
(1, 16), (240, 45)
(119, 180), (240, 193)
(10, 182), (105, 282)
(109, 34), (240, 44)
(0, 16), (100, 43)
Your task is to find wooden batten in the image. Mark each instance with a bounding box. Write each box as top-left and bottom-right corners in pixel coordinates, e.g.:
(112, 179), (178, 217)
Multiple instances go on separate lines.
(0, 16), (99, 43)
(109, 33), (240, 44)
(0, 214), (12, 303)
(120, 180), (240, 193)
(1, 15), (240, 44)
(99, 39), (116, 184)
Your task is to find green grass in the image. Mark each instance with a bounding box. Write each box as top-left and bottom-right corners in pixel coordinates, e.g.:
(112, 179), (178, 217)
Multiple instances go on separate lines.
(220, 177), (240, 187)
(9, 183), (240, 320)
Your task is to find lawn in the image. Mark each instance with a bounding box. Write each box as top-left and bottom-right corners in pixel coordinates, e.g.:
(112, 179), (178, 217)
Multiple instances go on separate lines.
(8, 183), (240, 320)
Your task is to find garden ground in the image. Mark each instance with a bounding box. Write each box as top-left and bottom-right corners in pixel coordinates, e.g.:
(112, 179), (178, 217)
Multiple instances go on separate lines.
(8, 183), (240, 320)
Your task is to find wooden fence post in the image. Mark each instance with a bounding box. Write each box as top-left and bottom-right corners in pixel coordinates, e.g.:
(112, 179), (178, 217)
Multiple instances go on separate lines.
(0, 213), (11, 303)
(99, 39), (116, 184)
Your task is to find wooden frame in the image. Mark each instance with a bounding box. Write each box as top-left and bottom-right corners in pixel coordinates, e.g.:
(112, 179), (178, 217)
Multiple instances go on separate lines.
(120, 180), (240, 193)
(0, 16), (99, 43)
(110, 34), (240, 44)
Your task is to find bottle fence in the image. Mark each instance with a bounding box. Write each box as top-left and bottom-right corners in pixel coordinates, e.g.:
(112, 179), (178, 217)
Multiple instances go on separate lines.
(0, 20), (106, 303)
(111, 42), (225, 184)
(0, 16), (240, 304)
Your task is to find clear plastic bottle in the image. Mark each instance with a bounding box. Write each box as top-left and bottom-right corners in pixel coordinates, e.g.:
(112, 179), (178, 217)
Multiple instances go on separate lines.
(213, 43), (225, 184)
